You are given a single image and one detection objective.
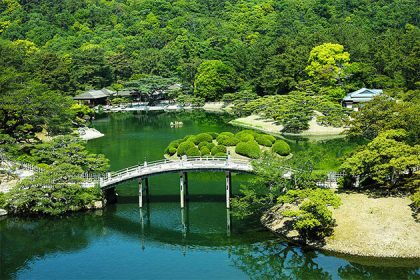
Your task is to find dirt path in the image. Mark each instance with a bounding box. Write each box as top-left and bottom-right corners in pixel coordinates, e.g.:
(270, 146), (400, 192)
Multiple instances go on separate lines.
(264, 192), (420, 258)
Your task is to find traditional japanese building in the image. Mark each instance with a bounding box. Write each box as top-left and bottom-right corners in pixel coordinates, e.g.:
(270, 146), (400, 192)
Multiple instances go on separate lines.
(342, 88), (383, 111)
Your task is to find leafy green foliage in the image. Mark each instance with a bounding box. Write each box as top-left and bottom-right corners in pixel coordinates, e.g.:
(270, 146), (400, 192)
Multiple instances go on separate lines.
(235, 141), (261, 159)
(4, 164), (102, 216)
(193, 133), (213, 144)
(216, 134), (240, 146)
(411, 188), (420, 210)
(194, 60), (236, 101)
(185, 146), (201, 157)
(176, 141), (195, 156)
(255, 134), (275, 147)
(211, 145), (227, 155)
(272, 140), (291, 156)
(341, 129), (420, 191)
(29, 136), (109, 173)
(279, 188), (341, 240)
(200, 146), (211, 156)
(347, 92), (420, 143)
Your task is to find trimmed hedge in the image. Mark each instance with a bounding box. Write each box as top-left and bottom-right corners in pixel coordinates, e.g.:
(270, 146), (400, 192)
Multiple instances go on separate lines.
(235, 141), (261, 159)
(177, 141), (195, 156)
(255, 134), (275, 147)
(200, 146), (211, 156)
(198, 141), (210, 149)
(216, 134), (240, 146)
(219, 132), (235, 137)
(272, 140), (291, 156)
(193, 133), (213, 144)
(235, 130), (255, 142)
(206, 142), (216, 150)
(211, 145), (227, 155)
(185, 146), (201, 157)
(182, 135), (196, 142)
(208, 132), (219, 139)
(214, 152), (227, 157)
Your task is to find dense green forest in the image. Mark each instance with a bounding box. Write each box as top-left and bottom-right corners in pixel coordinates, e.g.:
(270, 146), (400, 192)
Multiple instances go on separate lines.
(1, 0), (419, 96)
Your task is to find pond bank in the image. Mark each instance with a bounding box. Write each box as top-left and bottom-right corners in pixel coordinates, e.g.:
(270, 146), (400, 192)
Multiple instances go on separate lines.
(230, 114), (346, 137)
(262, 192), (420, 258)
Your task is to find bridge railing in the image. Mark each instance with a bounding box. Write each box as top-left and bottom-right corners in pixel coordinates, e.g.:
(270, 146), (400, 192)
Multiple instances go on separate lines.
(105, 156), (252, 181)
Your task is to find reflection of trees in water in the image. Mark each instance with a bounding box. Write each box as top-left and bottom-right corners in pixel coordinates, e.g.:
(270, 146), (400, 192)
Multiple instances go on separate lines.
(108, 111), (235, 130)
(231, 240), (332, 280)
(0, 213), (104, 279)
(338, 263), (420, 280)
(232, 240), (420, 280)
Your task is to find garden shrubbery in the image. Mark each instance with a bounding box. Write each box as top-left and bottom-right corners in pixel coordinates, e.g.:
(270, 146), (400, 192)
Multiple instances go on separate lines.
(186, 146), (201, 156)
(216, 134), (240, 146)
(200, 146), (211, 156)
(211, 145), (227, 155)
(255, 134), (275, 147)
(165, 130), (288, 159)
(193, 133), (213, 144)
(235, 141), (261, 159)
(272, 140), (291, 156)
(177, 141), (195, 156)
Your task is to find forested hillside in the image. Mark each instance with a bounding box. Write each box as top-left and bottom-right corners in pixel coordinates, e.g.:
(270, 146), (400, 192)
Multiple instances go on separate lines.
(1, 0), (419, 97)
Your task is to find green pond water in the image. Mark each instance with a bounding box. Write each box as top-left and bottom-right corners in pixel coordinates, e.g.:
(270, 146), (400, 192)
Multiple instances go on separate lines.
(1, 111), (419, 279)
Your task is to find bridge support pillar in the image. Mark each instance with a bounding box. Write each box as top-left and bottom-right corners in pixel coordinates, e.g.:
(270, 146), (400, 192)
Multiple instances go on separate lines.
(180, 172), (186, 208)
(138, 177), (143, 208)
(226, 171), (232, 209)
(144, 177), (149, 201)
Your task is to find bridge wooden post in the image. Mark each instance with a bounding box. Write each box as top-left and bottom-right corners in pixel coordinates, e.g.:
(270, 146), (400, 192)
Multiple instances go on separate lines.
(226, 171), (232, 208)
(138, 177), (143, 208)
(180, 172), (185, 208)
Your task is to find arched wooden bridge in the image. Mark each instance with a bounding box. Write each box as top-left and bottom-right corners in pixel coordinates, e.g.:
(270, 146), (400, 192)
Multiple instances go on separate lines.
(99, 156), (258, 209)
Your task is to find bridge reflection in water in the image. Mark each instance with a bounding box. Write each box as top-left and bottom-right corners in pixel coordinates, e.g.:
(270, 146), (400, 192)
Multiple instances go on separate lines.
(100, 157), (255, 209)
(137, 204), (233, 252)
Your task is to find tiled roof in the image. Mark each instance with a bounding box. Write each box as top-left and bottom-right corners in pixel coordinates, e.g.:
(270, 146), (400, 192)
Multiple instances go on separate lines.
(342, 88), (383, 102)
(73, 88), (115, 100)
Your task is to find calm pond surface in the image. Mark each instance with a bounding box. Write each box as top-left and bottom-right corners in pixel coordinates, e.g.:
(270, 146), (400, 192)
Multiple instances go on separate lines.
(1, 111), (419, 279)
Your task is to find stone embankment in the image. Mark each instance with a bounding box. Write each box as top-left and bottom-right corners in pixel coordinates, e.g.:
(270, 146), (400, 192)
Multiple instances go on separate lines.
(262, 193), (420, 258)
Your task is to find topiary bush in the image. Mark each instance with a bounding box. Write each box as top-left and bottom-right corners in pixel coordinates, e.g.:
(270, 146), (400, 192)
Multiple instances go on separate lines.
(255, 134), (275, 147)
(216, 134), (240, 146)
(235, 130), (255, 142)
(200, 146), (211, 156)
(219, 132), (235, 138)
(193, 133), (213, 144)
(235, 141), (261, 159)
(214, 152), (227, 157)
(177, 141), (195, 156)
(208, 132), (219, 139)
(185, 146), (201, 157)
(198, 141), (210, 149)
(211, 145), (227, 155)
(206, 142), (216, 150)
(272, 140), (291, 156)
(182, 135), (196, 142)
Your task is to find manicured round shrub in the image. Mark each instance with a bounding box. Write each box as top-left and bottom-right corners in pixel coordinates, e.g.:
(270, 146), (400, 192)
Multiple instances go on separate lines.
(182, 135), (196, 142)
(211, 145), (227, 155)
(235, 130), (255, 142)
(255, 134), (274, 147)
(272, 140), (291, 156)
(219, 132), (235, 138)
(208, 132), (219, 139)
(206, 142), (216, 150)
(235, 141), (261, 159)
(193, 133), (213, 144)
(198, 141), (210, 149)
(166, 146), (177, 155)
(200, 146), (211, 156)
(185, 146), (201, 157)
(214, 152), (227, 157)
(169, 139), (182, 148)
(216, 134), (240, 146)
(177, 141), (195, 156)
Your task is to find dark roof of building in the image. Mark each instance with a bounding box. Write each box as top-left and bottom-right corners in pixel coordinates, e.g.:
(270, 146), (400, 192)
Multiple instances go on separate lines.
(342, 88), (383, 103)
(73, 88), (115, 100)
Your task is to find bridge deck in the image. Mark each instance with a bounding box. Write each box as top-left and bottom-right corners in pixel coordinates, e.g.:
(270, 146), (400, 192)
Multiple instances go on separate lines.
(99, 157), (253, 189)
